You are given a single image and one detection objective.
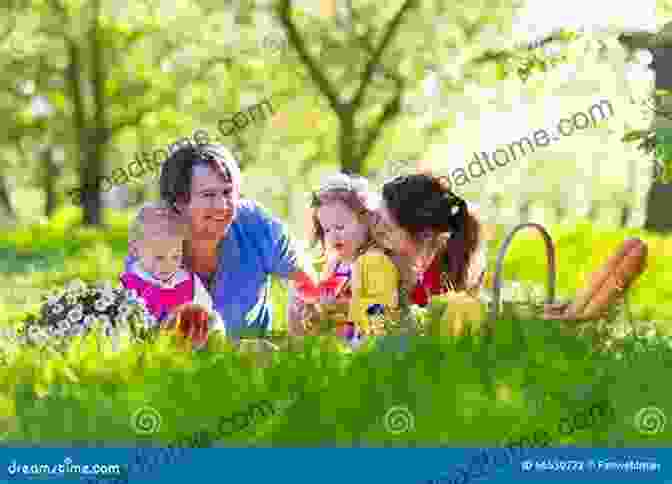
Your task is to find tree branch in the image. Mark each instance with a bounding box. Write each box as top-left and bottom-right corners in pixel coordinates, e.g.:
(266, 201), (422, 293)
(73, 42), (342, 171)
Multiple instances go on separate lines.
(278, 0), (342, 112)
(350, 0), (416, 110)
(358, 76), (403, 162)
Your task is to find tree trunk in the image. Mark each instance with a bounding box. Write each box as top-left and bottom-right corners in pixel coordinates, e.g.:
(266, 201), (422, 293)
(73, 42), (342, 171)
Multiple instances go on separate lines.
(555, 202), (566, 222)
(620, 204), (631, 228)
(519, 199), (531, 223)
(41, 147), (59, 217)
(0, 168), (16, 220)
(587, 201), (599, 222)
(620, 159), (636, 228)
(644, 181), (672, 232)
(339, 109), (361, 174)
(86, 0), (108, 226)
(624, 26), (672, 233)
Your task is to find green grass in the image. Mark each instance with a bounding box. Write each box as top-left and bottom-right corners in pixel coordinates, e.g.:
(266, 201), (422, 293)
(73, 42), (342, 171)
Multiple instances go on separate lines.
(0, 207), (671, 446)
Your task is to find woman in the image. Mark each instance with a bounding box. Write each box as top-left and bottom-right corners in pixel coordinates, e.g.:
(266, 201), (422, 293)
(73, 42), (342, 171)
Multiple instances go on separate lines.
(124, 142), (318, 343)
(373, 174), (488, 313)
(374, 172), (630, 325)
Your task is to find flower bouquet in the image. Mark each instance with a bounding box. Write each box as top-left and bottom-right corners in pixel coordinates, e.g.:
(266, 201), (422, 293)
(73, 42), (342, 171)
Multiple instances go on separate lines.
(16, 279), (159, 351)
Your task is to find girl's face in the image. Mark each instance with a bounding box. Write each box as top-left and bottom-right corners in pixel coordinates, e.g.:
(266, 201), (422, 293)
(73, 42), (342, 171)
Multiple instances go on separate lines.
(136, 235), (183, 282)
(317, 200), (369, 262)
(371, 201), (418, 258)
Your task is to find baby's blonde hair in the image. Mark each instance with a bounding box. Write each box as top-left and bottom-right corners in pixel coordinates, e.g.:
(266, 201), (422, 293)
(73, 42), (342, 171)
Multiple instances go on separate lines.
(129, 200), (189, 243)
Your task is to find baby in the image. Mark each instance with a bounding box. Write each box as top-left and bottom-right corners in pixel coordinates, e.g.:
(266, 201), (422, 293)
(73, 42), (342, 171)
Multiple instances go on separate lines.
(120, 202), (225, 346)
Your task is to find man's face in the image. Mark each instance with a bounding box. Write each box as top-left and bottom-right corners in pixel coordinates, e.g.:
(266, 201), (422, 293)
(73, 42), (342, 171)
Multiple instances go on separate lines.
(136, 236), (184, 282)
(181, 163), (239, 242)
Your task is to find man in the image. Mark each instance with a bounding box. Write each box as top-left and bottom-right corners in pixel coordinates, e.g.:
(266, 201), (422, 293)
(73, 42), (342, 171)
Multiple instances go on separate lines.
(124, 142), (317, 342)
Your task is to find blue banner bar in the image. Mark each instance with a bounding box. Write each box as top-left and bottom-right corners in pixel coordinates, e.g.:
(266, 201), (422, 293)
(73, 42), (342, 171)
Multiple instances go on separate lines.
(0, 448), (669, 484)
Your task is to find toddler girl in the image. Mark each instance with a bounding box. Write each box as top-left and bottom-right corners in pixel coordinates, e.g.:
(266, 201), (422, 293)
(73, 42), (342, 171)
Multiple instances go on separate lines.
(298, 174), (402, 345)
(120, 202), (225, 346)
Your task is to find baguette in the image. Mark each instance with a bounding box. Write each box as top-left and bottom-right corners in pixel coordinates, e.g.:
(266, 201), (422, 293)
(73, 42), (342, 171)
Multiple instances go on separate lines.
(566, 238), (644, 317)
(579, 239), (647, 319)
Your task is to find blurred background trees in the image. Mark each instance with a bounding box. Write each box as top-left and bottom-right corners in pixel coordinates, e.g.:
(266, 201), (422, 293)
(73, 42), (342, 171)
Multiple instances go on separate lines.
(0, 0), (663, 241)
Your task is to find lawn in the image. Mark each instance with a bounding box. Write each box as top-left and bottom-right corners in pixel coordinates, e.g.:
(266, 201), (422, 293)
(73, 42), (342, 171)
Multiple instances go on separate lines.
(0, 207), (670, 447)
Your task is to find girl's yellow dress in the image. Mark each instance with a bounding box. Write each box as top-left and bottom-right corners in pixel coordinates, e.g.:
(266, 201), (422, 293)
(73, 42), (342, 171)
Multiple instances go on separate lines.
(348, 248), (402, 333)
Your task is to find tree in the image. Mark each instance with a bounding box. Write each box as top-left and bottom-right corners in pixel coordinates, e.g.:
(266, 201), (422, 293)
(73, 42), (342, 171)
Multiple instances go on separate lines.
(275, 0), (559, 176)
(618, 21), (672, 233)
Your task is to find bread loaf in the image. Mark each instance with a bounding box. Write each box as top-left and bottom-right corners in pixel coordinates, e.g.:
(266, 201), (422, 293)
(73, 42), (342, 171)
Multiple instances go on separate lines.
(579, 239), (647, 319)
(566, 238), (645, 318)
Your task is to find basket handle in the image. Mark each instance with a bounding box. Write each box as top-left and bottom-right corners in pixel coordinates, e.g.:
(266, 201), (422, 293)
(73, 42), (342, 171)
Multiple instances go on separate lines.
(489, 223), (557, 322)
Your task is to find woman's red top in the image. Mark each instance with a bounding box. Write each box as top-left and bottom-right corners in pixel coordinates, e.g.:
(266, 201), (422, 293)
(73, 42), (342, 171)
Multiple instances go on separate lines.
(410, 255), (445, 306)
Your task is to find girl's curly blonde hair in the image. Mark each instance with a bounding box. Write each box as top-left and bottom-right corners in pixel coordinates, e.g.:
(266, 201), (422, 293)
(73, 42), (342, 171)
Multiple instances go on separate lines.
(308, 174), (380, 255)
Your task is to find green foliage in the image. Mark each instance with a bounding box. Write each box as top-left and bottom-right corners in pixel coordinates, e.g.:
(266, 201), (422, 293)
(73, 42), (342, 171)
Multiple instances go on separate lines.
(2, 320), (671, 446)
(0, 217), (669, 446)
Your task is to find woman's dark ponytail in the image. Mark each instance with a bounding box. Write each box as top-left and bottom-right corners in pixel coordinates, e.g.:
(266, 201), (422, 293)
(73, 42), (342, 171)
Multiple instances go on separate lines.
(382, 173), (482, 291)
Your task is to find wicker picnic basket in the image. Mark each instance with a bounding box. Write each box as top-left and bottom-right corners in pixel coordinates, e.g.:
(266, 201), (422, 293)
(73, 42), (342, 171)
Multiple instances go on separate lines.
(429, 223), (558, 337)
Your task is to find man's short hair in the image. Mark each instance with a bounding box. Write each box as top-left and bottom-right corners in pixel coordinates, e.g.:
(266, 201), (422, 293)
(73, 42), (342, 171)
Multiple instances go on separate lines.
(159, 142), (242, 212)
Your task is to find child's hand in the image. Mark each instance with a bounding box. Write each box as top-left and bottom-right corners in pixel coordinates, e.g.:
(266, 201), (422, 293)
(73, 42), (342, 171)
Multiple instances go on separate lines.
(319, 287), (337, 305)
(293, 273), (320, 304)
(163, 304), (210, 350)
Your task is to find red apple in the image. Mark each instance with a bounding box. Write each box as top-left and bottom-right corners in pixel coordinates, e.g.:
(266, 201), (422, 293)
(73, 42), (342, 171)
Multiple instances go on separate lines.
(169, 303), (210, 349)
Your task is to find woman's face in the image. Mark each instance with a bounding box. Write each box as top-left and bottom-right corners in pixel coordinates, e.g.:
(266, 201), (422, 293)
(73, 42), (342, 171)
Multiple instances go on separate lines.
(316, 200), (368, 261)
(177, 163), (239, 242)
(371, 201), (417, 257)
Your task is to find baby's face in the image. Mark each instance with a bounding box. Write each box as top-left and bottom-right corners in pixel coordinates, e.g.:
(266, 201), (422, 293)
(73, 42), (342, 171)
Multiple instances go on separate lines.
(136, 236), (183, 282)
(317, 200), (369, 261)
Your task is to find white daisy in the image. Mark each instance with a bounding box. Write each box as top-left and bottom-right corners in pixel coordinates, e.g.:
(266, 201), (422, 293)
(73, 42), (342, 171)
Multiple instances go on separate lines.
(118, 304), (132, 317)
(51, 304), (65, 315)
(28, 326), (41, 339)
(67, 308), (83, 323)
(82, 315), (96, 327)
(67, 279), (87, 293)
(94, 299), (109, 312)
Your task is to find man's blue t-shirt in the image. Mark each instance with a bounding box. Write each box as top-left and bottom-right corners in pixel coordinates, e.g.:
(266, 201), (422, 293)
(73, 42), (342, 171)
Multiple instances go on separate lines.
(125, 199), (302, 339)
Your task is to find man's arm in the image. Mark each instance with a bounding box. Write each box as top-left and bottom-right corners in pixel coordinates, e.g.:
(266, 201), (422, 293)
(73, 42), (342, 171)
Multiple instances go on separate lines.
(252, 201), (320, 334)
